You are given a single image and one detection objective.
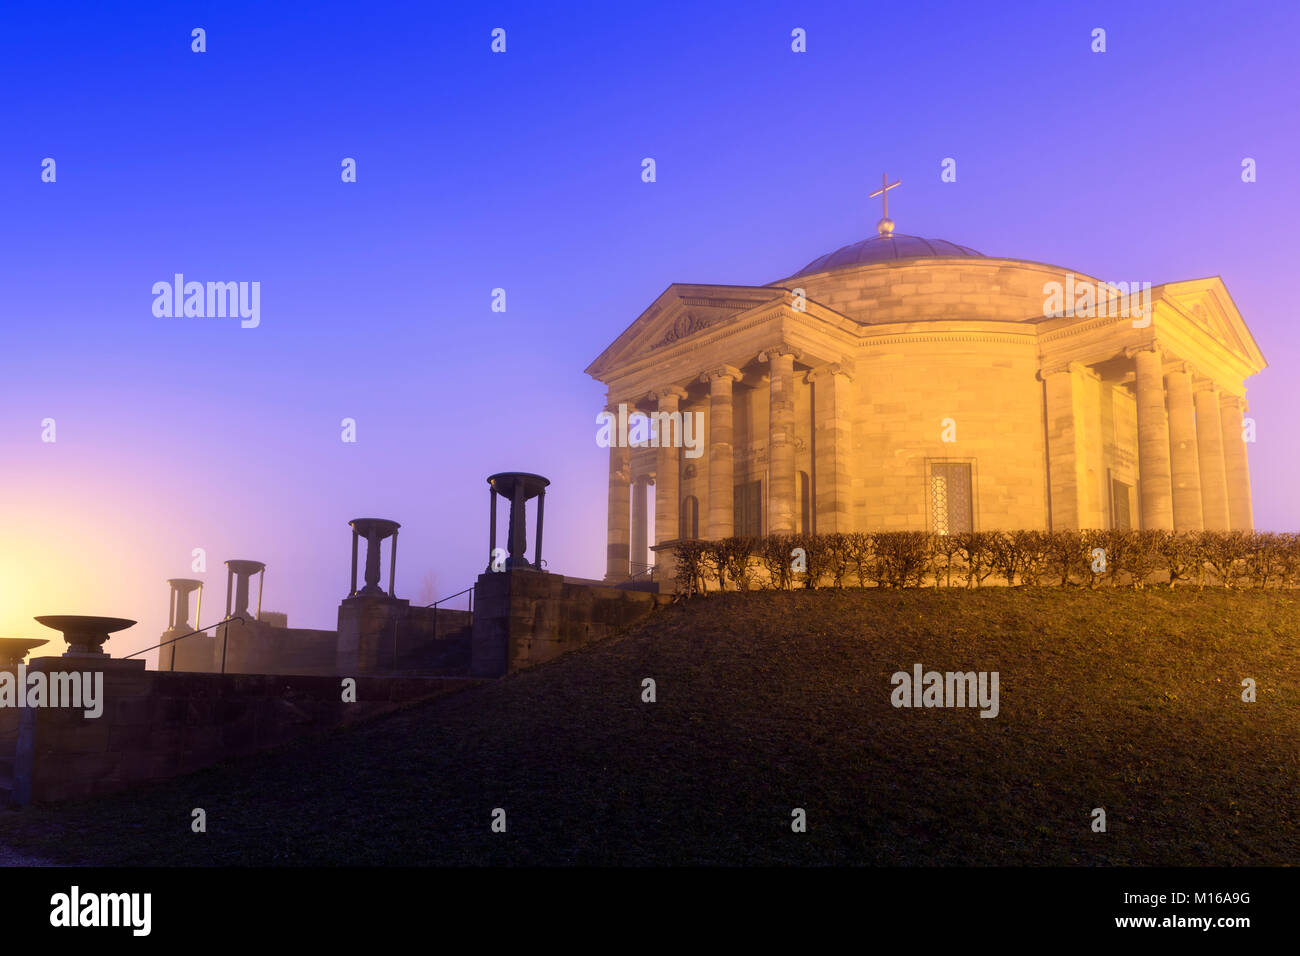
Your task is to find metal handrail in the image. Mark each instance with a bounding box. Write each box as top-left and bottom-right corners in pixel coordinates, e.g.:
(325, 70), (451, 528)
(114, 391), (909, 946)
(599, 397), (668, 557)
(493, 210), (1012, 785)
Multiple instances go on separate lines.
(387, 585), (476, 670)
(424, 586), (474, 609)
(125, 616), (246, 674)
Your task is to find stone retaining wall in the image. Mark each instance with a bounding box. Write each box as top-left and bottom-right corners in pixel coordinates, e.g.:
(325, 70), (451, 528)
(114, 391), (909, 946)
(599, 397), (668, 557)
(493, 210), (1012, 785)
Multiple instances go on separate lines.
(9, 658), (475, 804)
(470, 569), (669, 677)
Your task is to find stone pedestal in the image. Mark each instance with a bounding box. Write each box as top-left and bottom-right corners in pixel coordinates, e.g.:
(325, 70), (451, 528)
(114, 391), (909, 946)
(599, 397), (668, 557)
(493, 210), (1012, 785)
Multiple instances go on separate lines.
(470, 569), (668, 678)
(12, 655), (147, 805)
(336, 596), (411, 675)
(167, 627), (217, 672)
(650, 541), (680, 592)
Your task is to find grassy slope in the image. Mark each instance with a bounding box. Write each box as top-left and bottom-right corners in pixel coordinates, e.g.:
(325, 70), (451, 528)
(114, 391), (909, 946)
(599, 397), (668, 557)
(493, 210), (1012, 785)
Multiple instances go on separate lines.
(1, 587), (1297, 866)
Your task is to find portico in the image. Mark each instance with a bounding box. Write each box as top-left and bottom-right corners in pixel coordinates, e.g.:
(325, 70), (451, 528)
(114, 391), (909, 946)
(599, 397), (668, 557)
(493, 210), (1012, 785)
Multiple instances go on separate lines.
(1038, 279), (1265, 533)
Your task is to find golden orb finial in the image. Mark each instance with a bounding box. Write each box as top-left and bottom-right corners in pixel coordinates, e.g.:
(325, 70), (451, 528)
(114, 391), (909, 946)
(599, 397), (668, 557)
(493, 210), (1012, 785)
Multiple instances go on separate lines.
(876, 216), (895, 236)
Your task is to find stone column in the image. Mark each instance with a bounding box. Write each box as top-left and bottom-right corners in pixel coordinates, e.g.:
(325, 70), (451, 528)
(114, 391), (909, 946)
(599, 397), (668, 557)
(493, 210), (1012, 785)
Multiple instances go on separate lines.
(630, 474), (651, 573)
(1041, 362), (1083, 530)
(650, 387), (687, 547)
(1193, 382), (1231, 531)
(701, 366), (742, 539)
(806, 363), (853, 533)
(1164, 362), (1204, 531)
(1219, 394), (1254, 530)
(759, 346), (799, 535)
(605, 420), (631, 580)
(1128, 345), (1174, 531)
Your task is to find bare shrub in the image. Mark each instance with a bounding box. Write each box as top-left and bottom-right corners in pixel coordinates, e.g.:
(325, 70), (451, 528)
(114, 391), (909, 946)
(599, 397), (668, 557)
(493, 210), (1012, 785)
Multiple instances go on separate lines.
(757, 534), (795, 590)
(672, 540), (710, 597)
(718, 536), (757, 591)
(1203, 531), (1249, 588)
(932, 532), (963, 587)
(1245, 532), (1285, 588)
(987, 531), (1027, 587)
(1127, 530), (1163, 589)
(1044, 531), (1087, 586)
(823, 533), (851, 588)
(955, 532), (996, 588)
(844, 532), (874, 587)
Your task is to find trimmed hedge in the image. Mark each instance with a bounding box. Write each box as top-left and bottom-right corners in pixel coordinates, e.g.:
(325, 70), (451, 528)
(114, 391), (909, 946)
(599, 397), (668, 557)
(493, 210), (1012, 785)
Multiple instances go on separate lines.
(670, 530), (1300, 596)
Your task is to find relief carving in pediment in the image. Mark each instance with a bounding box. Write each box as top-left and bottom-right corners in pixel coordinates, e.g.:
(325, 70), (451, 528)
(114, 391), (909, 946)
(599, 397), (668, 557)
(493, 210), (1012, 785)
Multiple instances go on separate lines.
(652, 311), (720, 350)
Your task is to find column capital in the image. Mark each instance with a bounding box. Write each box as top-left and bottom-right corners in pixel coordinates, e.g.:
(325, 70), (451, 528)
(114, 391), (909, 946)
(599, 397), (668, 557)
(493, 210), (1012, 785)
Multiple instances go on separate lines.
(1163, 360), (1196, 378)
(1192, 377), (1221, 395)
(1218, 392), (1245, 411)
(1123, 342), (1165, 361)
(756, 344), (801, 364)
(633, 473), (655, 487)
(700, 364), (743, 385)
(805, 362), (854, 384)
(648, 385), (689, 404)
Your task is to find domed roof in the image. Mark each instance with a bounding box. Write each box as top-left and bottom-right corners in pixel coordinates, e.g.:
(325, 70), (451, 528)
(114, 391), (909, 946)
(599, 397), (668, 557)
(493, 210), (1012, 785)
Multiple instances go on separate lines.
(790, 234), (985, 278)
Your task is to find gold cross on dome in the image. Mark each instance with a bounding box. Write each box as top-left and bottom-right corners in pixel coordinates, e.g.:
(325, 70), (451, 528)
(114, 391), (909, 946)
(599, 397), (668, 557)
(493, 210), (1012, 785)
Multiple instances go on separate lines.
(869, 172), (901, 220)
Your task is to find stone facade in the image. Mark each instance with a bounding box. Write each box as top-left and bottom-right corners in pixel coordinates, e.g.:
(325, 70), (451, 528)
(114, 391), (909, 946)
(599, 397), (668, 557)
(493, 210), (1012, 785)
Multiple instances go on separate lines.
(586, 233), (1267, 586)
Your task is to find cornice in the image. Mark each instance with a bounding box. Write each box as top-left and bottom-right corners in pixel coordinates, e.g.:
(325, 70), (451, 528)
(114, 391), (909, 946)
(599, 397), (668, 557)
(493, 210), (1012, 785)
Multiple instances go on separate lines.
(857, 330), (1035, 349)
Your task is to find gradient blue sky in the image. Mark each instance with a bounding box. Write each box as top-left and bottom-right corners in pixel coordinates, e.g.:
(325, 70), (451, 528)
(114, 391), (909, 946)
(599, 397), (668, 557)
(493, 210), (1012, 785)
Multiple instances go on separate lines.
(2, 0), (1297, 659)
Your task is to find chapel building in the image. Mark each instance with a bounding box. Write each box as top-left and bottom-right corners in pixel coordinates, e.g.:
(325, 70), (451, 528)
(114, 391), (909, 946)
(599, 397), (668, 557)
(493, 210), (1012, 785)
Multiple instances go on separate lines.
(585, 193), (1266, 583)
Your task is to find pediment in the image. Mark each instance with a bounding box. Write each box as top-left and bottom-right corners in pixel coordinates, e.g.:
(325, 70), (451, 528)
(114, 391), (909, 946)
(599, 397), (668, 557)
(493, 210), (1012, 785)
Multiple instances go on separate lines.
(585, 284), (785, 381)
(1155, 278), (1267, 371)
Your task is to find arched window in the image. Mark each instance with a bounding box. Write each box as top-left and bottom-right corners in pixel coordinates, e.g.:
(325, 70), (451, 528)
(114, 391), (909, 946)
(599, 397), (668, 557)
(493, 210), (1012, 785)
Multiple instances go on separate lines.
(680, 496), (699, 539)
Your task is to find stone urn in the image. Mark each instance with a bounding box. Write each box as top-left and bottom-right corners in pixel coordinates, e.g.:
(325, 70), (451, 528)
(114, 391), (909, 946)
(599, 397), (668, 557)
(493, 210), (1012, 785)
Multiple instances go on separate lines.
(0, 638), (48, 667)
(34, 615), (135, 658)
